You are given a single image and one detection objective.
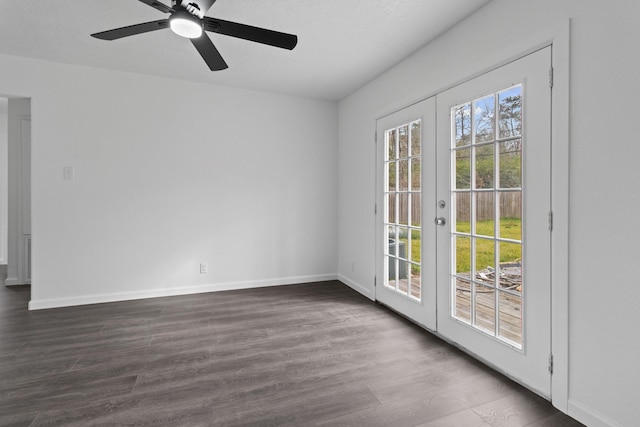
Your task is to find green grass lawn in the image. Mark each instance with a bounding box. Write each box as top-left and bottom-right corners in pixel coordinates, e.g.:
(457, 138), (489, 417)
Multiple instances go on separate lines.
(454, 219), (522, 272)
(399, 219), (521, 273)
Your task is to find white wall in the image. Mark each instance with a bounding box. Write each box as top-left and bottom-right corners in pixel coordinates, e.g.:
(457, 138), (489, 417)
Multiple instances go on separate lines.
(338, 1), (640, 426)
(0, 53), (338, 308)
(0, 101), (7, 264)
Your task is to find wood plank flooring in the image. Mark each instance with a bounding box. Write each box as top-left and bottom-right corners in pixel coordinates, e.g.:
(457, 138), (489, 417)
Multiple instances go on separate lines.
(0, 279), (583, 426)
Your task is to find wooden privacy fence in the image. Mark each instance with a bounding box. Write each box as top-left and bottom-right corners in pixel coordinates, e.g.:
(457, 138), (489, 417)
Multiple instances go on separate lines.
(389, 192), (521, 224)
(456, 192), (522, 222)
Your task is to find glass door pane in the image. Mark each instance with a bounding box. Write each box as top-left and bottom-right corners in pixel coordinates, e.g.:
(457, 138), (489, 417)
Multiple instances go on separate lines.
(384, 120), (422, 301)
(451, 84), (524, 348)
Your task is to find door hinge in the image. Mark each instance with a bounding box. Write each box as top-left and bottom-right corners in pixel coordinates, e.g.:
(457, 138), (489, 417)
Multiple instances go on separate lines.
(375, 204), (377, 215)
(548, 354), (554, 374)
(549, 67), (554, 88)
(548, 211), (553, 231)
(375, 131), (377, 143)
(374, 276), (377, 287)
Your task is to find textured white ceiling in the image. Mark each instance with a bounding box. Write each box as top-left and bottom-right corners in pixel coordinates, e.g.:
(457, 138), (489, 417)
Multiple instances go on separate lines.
(0, 0), (491, 100)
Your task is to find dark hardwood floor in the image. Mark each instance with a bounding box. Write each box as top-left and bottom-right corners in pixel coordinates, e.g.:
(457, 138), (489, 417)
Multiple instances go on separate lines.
(0, 279), (583, 426)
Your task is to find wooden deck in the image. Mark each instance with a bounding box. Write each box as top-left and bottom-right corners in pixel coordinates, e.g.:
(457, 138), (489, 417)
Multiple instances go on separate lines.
(392, 277), (422, 300)
(388, 266), (523, 346)
(454, 276), (522, 346)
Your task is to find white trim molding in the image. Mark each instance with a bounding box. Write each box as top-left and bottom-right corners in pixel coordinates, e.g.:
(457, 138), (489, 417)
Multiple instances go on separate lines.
(28, 274), (338, 310)
(4, 277), (22, 287)
(548, 19), (571, 414)
(338, 273), (375, 301)
(569, 400), (623, 427)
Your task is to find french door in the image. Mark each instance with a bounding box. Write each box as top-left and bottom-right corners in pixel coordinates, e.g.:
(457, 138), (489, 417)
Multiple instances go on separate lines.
(375, 97), (437, 330)
(376, 47), (552, 397)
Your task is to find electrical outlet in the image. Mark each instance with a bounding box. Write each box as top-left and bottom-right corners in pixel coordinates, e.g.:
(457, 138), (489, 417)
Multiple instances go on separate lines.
(63, 166), (75, 180)
(199, 263), (208, 274)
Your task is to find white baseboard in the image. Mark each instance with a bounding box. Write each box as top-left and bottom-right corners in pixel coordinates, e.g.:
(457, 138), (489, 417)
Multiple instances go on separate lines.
(569, 399), (623, 427)
(337, 274), (374, 300)
(28, 273), (338, 310)
(4, 277), (29, 286)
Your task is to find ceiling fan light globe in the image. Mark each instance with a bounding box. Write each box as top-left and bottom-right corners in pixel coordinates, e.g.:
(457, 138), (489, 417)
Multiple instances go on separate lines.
(169, 15), (203, 39)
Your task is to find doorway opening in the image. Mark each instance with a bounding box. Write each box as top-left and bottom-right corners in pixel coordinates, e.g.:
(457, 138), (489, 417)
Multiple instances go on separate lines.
(2, 96), (31, 291)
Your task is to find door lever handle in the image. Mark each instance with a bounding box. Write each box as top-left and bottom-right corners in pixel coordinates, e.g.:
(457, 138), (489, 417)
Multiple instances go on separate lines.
(434, 217), (446, 226)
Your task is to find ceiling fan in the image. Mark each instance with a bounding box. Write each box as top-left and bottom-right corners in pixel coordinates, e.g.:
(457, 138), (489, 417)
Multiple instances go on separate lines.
(91, 0), (298, 71)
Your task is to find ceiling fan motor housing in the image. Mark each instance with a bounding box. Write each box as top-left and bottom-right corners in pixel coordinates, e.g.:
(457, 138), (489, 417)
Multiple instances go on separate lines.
(169, 10), (203, 38)
(172, 0), (216, 17)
